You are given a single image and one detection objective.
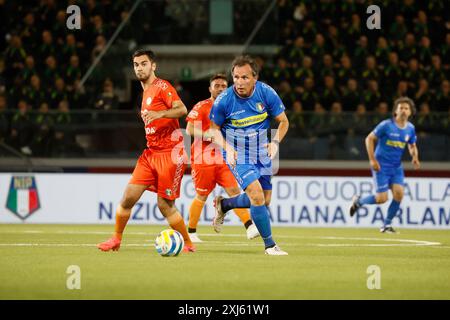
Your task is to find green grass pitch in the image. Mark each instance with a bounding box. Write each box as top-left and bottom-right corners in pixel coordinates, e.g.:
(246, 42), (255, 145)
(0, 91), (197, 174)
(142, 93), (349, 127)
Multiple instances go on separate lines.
(1, 224), (449, 299)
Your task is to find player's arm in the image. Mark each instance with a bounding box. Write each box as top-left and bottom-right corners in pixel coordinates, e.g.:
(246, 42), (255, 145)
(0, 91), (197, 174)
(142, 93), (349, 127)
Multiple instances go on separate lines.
(209, 121), (237, 167)
(408, 143), (420, 170)
(365, 132), (380, 171)
(263, 83), (289, 159)
(186, 121), (212, 141)
(142, 101), (188, 124)
(186, 121), (201, 138)
(267, 111), (289, 159)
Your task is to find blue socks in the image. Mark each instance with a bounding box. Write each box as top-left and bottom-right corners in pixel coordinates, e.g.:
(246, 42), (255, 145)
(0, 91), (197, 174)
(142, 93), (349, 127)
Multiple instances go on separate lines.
(250, 205), (275, 248)
(358, 195), (376, 206)
(221, 194), (276, 249)
(384, 200), (401, 226)
(221, 193), (251, 212)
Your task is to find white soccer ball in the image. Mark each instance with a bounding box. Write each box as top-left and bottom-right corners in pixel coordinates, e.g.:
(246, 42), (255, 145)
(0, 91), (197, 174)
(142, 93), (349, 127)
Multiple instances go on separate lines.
(155, 229), (184, 256)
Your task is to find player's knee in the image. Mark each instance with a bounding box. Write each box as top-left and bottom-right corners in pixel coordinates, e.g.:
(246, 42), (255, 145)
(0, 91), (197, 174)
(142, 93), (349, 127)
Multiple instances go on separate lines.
(248, 193), (265, 206)
(157, 200), (169, 212)
(120, 196), (137, 210)
(376, 193), (388, 204)
(393, 192), (403, 202)
(157, 197), (175, 216)
(246, 183), (265, 206)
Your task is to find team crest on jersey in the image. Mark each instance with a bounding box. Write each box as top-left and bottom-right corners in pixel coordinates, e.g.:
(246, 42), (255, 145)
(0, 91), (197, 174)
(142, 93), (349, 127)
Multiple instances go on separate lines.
(146, 97), (152, 105)
(256, 102), (265, 112)
(6, 176), (40, 220)
(165, 189), (172, 196)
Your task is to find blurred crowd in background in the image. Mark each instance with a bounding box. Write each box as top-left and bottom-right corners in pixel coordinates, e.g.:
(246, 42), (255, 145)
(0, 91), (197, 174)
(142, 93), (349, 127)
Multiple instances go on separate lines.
(0, 0), (448, 158)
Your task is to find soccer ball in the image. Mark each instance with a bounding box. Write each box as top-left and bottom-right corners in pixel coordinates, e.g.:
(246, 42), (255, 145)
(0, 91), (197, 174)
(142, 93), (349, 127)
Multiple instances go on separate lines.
(155, 229), (184, 257)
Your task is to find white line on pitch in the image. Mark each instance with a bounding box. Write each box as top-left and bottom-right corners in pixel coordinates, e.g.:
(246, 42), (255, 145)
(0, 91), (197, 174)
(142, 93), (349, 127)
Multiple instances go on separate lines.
(0, 242), (445, 248)
(1, 230), (443, 247)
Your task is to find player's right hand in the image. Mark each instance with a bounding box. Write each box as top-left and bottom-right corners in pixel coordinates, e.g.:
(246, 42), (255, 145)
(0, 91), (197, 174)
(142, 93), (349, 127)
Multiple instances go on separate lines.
(412, 157), (420, 170)
(141, 110), (163, 124)
(141, 110), (150, 124)
(370, 159), (381, 172)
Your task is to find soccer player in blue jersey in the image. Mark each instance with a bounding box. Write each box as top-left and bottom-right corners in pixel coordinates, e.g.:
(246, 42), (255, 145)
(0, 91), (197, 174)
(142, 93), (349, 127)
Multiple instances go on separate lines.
(349, 97), (420, 233)
(208, 55), (290, 255)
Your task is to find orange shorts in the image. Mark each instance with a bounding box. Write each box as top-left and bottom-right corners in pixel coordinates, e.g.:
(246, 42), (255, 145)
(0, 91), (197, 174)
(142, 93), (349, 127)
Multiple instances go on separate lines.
(129, 148), (187, 200)
(191, 163), (238, 196)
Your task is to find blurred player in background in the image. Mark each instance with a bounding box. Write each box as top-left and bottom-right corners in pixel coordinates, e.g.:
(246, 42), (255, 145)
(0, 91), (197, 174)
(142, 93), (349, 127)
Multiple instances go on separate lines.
(186, 73), (260, 243)
(97, 49), (195, 252)
(209, 55), (290, 255)
(349, 97), (420, 233)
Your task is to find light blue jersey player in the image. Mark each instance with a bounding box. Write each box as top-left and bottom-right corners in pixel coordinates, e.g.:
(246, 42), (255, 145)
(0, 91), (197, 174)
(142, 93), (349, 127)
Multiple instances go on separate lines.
(209, 55), (290, 255)
(350, 97), (420, 233)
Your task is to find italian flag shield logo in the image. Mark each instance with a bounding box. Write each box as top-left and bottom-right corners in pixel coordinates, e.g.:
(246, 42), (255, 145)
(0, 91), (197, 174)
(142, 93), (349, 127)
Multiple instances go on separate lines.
(6, 176), (40, 220)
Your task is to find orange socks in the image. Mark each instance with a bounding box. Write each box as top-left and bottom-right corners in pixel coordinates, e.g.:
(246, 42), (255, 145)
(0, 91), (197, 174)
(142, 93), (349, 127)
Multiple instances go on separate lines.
(188, 197), (206, 230)
(169, 214), (193, 246)
(234, 208), (251, 225)
(114, 206), (131, 240)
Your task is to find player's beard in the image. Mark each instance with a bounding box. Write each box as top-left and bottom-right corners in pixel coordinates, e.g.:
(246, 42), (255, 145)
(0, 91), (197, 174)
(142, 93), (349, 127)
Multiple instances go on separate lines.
(396, 113), (409, 122)
(136, 72), (150, 82)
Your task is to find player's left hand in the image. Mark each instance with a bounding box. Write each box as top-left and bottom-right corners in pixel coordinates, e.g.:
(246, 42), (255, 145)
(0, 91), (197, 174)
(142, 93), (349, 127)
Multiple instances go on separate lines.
(412, 158), (420, 170)
(265, 142), (279, 160)
(141, 110), (163, 124)
(203, 129), (213, 142)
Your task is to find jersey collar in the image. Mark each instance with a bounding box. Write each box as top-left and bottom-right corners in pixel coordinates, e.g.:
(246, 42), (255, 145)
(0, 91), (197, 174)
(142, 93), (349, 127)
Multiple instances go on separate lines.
(392, 117), (408, 129)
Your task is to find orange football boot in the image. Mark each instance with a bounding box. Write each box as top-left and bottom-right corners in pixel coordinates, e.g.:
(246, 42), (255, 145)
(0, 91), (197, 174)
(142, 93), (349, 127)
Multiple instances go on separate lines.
(97, 237), (121, 251)
(183, 244), (196, 253)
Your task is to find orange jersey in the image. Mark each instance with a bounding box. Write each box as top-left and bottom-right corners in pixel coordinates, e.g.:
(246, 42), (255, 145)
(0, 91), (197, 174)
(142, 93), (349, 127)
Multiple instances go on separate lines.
(141, 78), (183, 151)
(186, 98), (223, 166)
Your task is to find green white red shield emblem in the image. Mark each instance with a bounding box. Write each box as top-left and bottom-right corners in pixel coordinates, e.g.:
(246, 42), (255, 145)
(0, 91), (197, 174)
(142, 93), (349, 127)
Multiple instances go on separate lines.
(6, 176), (40, 220)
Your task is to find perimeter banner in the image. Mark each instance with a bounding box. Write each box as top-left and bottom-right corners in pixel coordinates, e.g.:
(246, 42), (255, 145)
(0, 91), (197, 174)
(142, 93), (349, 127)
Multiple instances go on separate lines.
(0, 174), (449, 229)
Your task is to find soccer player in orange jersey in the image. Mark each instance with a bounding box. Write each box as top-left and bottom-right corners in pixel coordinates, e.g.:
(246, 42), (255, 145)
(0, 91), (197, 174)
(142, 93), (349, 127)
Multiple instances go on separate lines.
(97, 49), (195, 253)
(186, 74), (260, 242)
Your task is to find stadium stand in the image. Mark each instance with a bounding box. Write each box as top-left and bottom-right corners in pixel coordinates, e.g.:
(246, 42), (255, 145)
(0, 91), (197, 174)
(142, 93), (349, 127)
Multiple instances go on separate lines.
(0, 0), (448, 160)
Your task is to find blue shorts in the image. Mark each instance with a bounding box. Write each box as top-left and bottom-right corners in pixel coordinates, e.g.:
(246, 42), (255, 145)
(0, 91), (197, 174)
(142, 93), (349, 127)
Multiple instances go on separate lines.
(227, 162), (272, 191)
(372, 165), (404, 193)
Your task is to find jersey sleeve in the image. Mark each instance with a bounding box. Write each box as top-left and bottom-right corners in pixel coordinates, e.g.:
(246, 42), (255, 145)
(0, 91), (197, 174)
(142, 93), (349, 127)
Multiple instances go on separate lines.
(408, 126), (417, 144)
(186, 102), (210, 132)
(209, 94), (226, 127)
(373, 120), (388, 138)
(262, 83), (286, 118)
(161, 81), (181, 109)
(186, 103), (201, 123)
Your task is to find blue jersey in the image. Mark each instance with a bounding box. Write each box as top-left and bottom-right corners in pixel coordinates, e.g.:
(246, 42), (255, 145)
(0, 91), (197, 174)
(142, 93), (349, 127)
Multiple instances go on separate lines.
(209, 81), (285, 164)
(373, 118), (417, 168)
